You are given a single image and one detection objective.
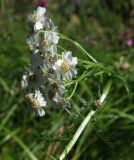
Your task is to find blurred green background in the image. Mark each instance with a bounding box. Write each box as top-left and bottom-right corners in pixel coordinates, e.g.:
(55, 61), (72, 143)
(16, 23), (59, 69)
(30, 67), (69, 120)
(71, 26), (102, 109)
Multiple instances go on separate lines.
(0, 0), (134, 160)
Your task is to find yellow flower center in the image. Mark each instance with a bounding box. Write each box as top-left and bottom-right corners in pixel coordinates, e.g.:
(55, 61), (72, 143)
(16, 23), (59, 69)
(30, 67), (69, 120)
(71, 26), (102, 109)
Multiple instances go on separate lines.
(33, 15), (40, 22)
(20, 80), (25, 90)
(29, 72), (36, 81)
(26, 94), (33, 102)
(61, 60), (70, 73)
(50, 80), (58, 90)
(42, 40), (49, 47)
(28, 44), (33, 51)
(49, 55), (54, 63)
(31, 99), (40, 108)
(40, 67), (46, 76)
(39, 52), (45, 60)
(26, 94), (40, 108)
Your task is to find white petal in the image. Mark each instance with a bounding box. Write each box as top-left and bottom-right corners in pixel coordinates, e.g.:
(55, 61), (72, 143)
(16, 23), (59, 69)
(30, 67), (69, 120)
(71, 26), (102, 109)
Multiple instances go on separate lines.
(62, 51), (67, 59)
(68, 71), (72, 79)
(63, 72), (71, 81)
(65, 51), (71, 59)
(52, 65), (57, 70)
(34, 22), (43, 31)
(40, 100), (46, 107)
(56, 60), (62, 67)
(44, 31), (49, 39)
(67, 54), (73, 63)
(38, 108), (45, 117)
(37, 7), (46, 16)
(70, 68), (77, 77)
(23, 75), (27, 80)
(62, 51), (72, 61)
(72, 57), (77, 65)
(35, 90), (40, 99)
(50, 45), (57, 56)
(67, 51), (72, 58)
(54, 71), (61, 80)
(52, 35), (59, 44)
(72, 68), (77, 74)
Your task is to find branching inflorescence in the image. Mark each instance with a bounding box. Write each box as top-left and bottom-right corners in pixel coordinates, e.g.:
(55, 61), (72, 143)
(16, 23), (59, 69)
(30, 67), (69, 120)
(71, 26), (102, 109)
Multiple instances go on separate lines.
(21, 7), (78, 116)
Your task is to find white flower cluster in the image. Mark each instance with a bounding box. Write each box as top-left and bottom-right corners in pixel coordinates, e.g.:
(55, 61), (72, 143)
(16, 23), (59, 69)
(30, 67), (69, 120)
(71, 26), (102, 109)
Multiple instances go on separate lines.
(21, 7), (78, 116)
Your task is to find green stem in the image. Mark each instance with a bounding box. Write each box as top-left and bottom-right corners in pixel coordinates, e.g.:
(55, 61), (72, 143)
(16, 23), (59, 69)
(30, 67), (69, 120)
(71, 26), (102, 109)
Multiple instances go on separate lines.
(67, 82), (78, 100)
(64, 69), (95, 87)
(59, 34), (97, 63)
(100, 79), (112, 103)
(59, 110), (95, 160)
(59, 79), (112, 160)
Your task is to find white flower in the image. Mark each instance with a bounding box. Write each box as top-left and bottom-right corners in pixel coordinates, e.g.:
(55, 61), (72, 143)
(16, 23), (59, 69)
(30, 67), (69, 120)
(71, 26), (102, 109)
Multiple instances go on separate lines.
(42, 31), (59, 50)
(53, 51), (77, 81)
(25, 63), (49, 89)
(26, 34), (40, 52)
(53, 93), (71, 113)
(26, 90), (46, 116)
(45, 19), (57, 32)
(45, 45), (58, 68)
(47, 76), (65, 100)
(26, 37), (35, 52)
(22, 7), (79, 116)
(30, 7), (46, 32)
(49, 31), (59, 44)
(24, 65), (41, 90)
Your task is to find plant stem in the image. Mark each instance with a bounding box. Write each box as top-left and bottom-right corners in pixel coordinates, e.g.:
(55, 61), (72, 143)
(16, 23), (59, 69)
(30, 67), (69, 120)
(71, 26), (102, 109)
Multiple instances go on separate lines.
(59, 34), (97, 63)
(59, 110), (95, 160)
(67, 82), (78, 100)
(59, 80), (112, 160)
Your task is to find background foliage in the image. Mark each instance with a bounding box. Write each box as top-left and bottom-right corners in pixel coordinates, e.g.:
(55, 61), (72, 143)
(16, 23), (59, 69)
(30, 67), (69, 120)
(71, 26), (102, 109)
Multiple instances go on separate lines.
(0, 0), (134, 160)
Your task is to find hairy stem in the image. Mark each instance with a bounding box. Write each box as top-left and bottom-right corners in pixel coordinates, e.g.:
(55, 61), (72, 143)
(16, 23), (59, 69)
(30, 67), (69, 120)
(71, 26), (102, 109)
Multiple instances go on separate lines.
(59, 80), (112, 160)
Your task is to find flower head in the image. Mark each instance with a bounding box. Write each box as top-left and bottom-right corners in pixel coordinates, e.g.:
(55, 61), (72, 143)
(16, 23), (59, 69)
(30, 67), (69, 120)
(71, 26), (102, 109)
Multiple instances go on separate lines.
(53, 93), (71, 113)
(26, 90), (46, 116)
(22, 7), (78, 116)
(26, 35), (39, 52)
(53, 51), (77, 81)
(29, 7), (46, 32)
(42, 31), (59, 51)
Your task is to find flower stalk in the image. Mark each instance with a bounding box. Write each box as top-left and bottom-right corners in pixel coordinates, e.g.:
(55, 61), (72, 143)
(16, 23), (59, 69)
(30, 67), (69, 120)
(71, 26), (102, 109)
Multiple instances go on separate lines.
(59, 34), (98, 63)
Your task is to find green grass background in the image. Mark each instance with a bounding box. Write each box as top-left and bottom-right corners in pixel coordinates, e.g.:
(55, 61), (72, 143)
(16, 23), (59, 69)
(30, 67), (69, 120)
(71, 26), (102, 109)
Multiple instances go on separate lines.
(0, 0), (134, 160)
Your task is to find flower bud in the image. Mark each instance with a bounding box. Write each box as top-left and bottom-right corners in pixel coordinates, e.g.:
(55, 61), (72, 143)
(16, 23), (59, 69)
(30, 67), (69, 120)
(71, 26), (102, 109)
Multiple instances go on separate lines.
(38, 0), (48, 7)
